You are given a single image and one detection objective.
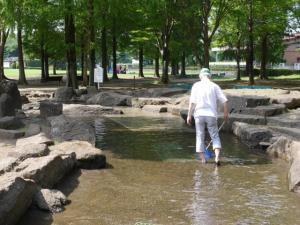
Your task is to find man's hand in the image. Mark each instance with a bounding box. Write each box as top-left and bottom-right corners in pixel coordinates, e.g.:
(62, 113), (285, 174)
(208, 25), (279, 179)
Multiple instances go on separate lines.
(223, 102), (229, 122)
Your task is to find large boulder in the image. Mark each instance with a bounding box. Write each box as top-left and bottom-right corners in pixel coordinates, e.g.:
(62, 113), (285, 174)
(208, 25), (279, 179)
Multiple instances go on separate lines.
(15, 143), (49, 161)
(132, 97), (171, 108)
(50, 141), (106, 169)
(16, 133), (54, 147)
(142, 105), (168, 113)
(266, 136), (293, 161)
(18, 154), (76, 188)
(40, 101), (63, 118)
(54, 87), (74, 102)
(0, 116), (24, 129)
(0, 129), (25, 139)
(0, 80), (22, 117)
(288, 141), (300, 193)
(0, 157), (18, 175)
(63, 104), (123, 117)
(86, 92), (132, 106)
(49, 115), (95, 144)
(33, 188), (70, 213)
(0, 175), (37, 225)
(232, 122), (273, 149)
(135, 88), (187, 98)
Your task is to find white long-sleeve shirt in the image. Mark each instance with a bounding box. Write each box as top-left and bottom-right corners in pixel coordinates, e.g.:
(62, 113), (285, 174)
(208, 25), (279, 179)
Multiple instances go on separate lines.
(190, 78), (227, 118)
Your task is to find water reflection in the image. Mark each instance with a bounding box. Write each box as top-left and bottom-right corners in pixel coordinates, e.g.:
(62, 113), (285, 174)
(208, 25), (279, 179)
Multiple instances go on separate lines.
(18, 116), (300, 225)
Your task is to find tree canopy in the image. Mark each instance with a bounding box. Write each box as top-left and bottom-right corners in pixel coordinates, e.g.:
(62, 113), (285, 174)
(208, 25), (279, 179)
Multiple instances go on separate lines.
(0, 0), (297, 86)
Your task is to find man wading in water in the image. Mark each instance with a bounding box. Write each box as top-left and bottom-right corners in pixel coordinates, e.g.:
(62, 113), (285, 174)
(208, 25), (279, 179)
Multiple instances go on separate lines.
(187, 68), (228, 166)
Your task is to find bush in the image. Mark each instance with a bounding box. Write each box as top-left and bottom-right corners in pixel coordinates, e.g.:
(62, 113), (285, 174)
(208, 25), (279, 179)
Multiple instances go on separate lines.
(241, 68), (300, 77)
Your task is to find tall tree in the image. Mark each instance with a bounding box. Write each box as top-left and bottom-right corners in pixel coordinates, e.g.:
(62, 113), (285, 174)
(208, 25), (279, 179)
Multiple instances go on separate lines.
(198, 0), (229, 68)
(246, 0), (254, 85)
(64, 0), (78, 89)
(0, 0), (10, 80)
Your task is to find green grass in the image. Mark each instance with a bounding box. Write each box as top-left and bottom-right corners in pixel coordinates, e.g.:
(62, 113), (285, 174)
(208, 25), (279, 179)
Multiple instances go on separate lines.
(5, 68), (67, 78)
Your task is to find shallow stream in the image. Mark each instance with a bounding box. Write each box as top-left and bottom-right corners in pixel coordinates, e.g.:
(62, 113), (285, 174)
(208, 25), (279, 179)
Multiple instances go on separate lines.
(19, 116), (300, 225)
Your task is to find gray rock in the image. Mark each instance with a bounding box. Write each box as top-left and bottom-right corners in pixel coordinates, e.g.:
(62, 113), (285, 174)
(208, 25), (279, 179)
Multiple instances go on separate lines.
(54, 87), (74, 102)
(40, 101), (63, 118)
(266, 136), (292, 161)
(269, 126), (300, 140)
(25, 123), (41, 137)
(132, 97), (170, 108)
(288, 141), (300, 193)
(49, 115), (95, 144)
(135, 88), (187, 98)
(232, 122), (272, 149)
(63, 104), (122, 117)
(0, 157), (18, 175)
(142, 105), (168, 113)
(267, 108), (300, 129)
(0, 80), (22, 117)
(236, 104), (286, 117)
(271, 95), (300, 109)
(87, 92), (132, 106)
(225, 95), (270, 113)
(15, 144), (49, 161)
(0, 116), (24, 129)
(19, 154), (76, 188)
(33, 188), (70, 213)
(0, 129), (25, 139)
(50, 141), (106, 169)
(16, 133), (54, 147)
(0, 176), (36, 225)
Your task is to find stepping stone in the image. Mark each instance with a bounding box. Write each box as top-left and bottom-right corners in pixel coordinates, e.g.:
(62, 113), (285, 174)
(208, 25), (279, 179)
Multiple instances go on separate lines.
(237, 104), (286, 117)
(0, 129), (25, 139)
(269, 126), (300, 140)
(0, 117), (23, 129)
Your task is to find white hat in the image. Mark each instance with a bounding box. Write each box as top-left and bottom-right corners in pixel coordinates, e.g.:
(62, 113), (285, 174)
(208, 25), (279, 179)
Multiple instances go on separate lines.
(199, 68), (211, 79)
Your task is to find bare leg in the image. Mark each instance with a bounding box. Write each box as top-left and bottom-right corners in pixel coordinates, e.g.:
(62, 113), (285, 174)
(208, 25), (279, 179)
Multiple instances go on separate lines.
(214, 148), (221, 166)
(199, 152), (206, 164)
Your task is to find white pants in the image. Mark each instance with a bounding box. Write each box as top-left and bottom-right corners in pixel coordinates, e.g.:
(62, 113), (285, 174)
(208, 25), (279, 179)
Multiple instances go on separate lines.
(195, 116), (221, 153)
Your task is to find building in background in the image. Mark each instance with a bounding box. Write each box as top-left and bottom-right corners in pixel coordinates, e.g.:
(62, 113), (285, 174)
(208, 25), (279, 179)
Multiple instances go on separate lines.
(283, 33), (300, 69)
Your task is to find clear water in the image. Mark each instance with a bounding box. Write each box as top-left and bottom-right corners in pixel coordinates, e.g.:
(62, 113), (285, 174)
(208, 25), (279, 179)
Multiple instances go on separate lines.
(19, 116), (300, 225)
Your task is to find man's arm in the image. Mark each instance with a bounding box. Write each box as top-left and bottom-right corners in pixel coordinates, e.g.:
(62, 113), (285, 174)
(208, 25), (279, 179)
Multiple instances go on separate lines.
(223, 101), (229, 121)
(187, 102), (196, 125)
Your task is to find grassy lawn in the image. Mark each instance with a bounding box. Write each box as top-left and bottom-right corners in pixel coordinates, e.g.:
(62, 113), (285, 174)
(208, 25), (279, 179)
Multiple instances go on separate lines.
(4, 68), (67, 78)
(4, 68), (300, 89)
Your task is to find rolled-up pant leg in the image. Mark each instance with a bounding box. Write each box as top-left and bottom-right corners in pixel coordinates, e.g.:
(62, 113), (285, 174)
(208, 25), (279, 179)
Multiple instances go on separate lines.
(195, 117), (205, 153)
(206, 117), (221, 150)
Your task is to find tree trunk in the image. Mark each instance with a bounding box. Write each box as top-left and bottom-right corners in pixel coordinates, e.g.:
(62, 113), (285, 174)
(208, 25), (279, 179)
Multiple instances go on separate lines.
(247, 0), (254, 85)
(236, 35), (241, 81)
(161, 32), (170, 84)
(53, 61), (57, 75)
(83, 45), (88, 86)
(44, 51), (49, 79)
(112, 19), (118, 79)
(155, 48), (160, 77)
(139, 45), (144, 78)
(260, 34), (268, 80)
(203, 15), (210, 69)
(101, 27), (109, 82)
(88, 0), (95, 86)
(64, 3), (78, 89)
(81, 40), (84, 78)
(40, 41), (45, 81)
(171, 60), (177, 76)
(180, 51), (186, 77)
(0, 29), (9, 80)
(17, 25), (27, 85)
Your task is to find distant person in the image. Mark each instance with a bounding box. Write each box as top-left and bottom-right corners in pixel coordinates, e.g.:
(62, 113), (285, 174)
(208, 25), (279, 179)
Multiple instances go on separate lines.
(187, 68), (228, 166)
